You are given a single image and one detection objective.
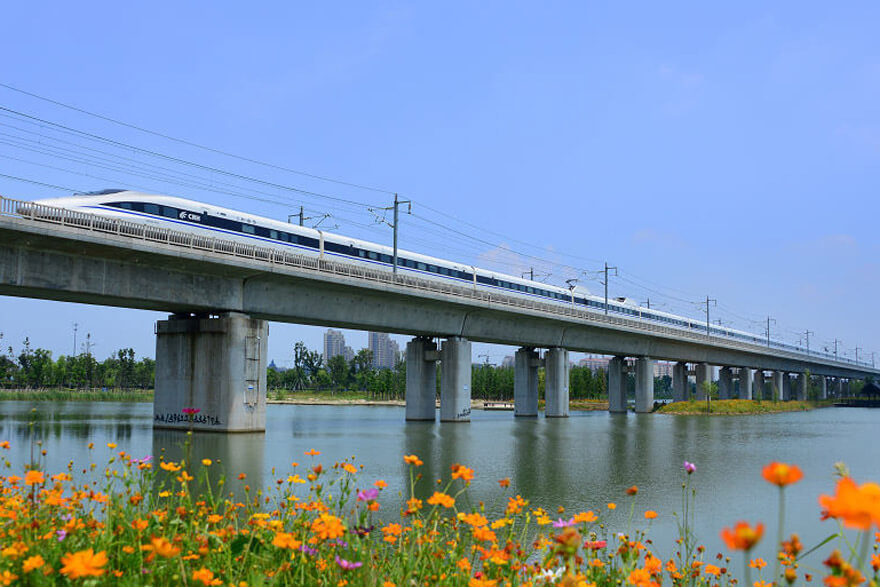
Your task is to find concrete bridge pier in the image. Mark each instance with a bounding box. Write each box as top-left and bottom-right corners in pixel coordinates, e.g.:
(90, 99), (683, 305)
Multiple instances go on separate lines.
(753, 370), (765, 400)
(545, 347), (570, 417)
(796, 373), (808, 401)
(672, 362), (688, 402)
(739, 368), (753, 400)
(718, 367), (733, 400)
(782, 373), (793, 401)
(819, 377), (828, 400)
(154, 312), (268, 432)
(405, 337), (439, 421)
(513, 347), (539, 417)
(440, 337), (472, 422)
(837, 378), (845, 397)
(695, 363), (711, 400)
(608, 356), (627, 413)
(771, 371), (784, 401)
(634, 357), (655, 413)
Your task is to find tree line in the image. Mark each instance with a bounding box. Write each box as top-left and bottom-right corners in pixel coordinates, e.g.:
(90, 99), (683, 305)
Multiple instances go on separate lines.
(0, 335), (155, 390)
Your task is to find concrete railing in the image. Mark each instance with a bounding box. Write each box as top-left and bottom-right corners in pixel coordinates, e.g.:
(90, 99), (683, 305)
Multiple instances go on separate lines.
(0, 196), (871, 371)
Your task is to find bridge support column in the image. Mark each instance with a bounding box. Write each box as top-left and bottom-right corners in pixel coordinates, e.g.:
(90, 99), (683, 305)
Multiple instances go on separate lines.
(608, 356), (627, 413)
(819, 377), (828, 400)
(635, 357), (655, 413)
(154, 312), (268, 432)
(514, 347), (539, 417)
(796, 373), (808, 401)
(771, 371), (784, 401)
(405, 337), (438, 421)
(718, 367), (733, 400)
(782, 374), (793, 401)
(753, 370), (765, 400)
(739, 368), (753, 400)
(545, 348), (570, 417)
(672, 362), (688, 402)
(837, 378), (845, 397)
(440, 337), (472, 422)
(695, 363), (711, 400)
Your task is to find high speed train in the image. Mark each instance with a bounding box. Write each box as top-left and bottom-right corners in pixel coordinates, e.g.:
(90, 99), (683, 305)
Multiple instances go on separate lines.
(27, 189), (807, 355)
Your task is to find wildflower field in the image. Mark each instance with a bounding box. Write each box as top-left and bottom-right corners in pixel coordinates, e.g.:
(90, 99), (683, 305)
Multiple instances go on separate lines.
(0, 436), (878, 586)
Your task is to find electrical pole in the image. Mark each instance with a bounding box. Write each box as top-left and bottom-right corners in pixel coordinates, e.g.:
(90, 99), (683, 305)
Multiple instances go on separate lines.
(603, 262), (618, 315)
(73, 322), (78, 356)
(804, 330), (813, 355)
(703, 296), (717, 336)
(522, 268), (534, 281)
(834, 339), (839, 359)
(855, 346), (861, 364)
(765, 317), (776, 347)
(374, 194), (413, 275)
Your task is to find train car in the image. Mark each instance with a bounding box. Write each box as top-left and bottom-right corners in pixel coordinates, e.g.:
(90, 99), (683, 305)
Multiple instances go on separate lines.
(25, 189), (818, 356)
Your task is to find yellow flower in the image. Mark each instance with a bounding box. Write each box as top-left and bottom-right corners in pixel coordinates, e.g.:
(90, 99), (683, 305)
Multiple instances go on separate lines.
(22, 555), (44, 573)
(342, 463), (357, 474)
(0, 571), (17, 586)
(107, 443), (117, 449)
(60, 549), (108, 579)
(160, 461), (181, 472)
(201, 459), (212, 466)
(607, 502), (617, 510)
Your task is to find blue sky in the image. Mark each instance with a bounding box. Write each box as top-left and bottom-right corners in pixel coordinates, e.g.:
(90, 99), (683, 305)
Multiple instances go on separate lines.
(1, 2), (878, 366)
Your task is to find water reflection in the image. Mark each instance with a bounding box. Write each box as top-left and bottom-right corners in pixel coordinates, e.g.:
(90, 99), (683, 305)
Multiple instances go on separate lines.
(152, 430), (265, 500)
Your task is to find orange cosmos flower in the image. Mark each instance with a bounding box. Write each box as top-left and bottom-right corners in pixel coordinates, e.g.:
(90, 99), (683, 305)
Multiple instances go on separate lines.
(311, 513), (346, 540)
(22, 555), (44, 573)
(403, 454), (423, 466)
(451, 464), (474, 482)
(304, 448), (321, 456)
(160, 461), (181, 472)
(0, 441), (9, 449)
(644, 510), (658, 520)
(141, 536), (181, 558)
(762, 462), (803, 487)
(272, 532), (302, 550)
(626, 486), (638, 496)
(498, 477), (510, 488)
(720, 521), (765, 551)
(374, 479), (388, 488)
(192, 567), (222, 585)
(607, 502), (617, 510)
(573, 510), (597, 523)
(60, 549), (108, 579)
(704, 564), (722, 577)
(342, 463), (357, 475)
(819, 476), (880, 530)
(427, 491), (455, 508)
(24, 470), (44, 486)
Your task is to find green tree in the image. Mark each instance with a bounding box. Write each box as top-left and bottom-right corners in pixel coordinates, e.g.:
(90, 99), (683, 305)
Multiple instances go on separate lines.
(326, 355), (350, 391)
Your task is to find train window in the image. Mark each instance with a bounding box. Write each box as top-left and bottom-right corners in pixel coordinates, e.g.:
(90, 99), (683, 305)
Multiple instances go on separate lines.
(162, 206), (177, 218)
(439, 267), (448, 275)
(269, 230), (278, 239)
(144, 204), (160, 215)
(119, 202), (132, 209)
(242, 224), (255, 234)
(357, 249), (366, 257)
(368, 251), (378, 260)
(428, 264), (437, 273)
(417, 262), (427, 271)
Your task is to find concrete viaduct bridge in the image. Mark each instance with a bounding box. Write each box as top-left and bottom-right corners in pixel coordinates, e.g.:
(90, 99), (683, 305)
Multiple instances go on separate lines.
(1, 196), (877, 432)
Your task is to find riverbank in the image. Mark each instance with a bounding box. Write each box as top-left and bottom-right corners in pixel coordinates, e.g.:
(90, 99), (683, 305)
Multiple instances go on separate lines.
(657, 399), (830, 415)
(268, 393), (609, 411)
(0, 388), (153, 402)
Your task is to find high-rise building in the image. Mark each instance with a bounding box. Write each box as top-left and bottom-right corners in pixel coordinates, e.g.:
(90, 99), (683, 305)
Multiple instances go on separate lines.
(501, 355), (515, 368)
(323, 329), (347, 362)
(368, 332), (399, 370)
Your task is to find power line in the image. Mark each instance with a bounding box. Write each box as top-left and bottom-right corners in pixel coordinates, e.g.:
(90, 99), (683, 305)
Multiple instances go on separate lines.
(0, 82), (396, 196)
(0, 172), (78, 192)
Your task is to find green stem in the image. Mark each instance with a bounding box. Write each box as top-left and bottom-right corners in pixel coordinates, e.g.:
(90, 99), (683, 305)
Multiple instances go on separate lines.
(775, 487), (785, 584)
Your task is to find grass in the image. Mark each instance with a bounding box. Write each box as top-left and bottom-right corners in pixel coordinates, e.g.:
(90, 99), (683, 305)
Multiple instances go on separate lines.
(0, 388), (153, 402)
(657, 399), (830, 415)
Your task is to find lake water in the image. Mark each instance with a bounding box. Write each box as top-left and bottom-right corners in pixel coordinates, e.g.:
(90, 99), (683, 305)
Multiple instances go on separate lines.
(1, 401), (877, 566)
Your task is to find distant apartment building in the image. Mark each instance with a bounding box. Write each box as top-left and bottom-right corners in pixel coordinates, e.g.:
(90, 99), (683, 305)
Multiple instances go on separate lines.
(501, 355), (515, 368)
(578, 356), (610, 371)
(368, 332), (399, 369)
(323, 329), (348, 362)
